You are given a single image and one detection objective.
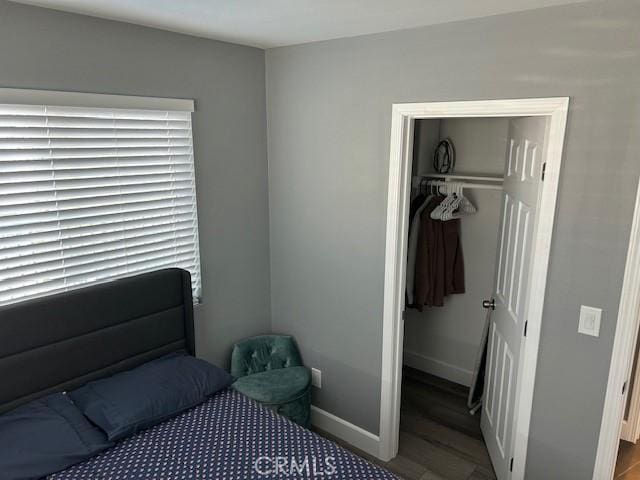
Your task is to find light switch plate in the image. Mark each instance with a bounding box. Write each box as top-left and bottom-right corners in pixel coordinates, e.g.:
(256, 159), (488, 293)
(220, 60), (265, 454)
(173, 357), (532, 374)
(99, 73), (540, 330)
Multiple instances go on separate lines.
(578, 305), (602, 337)
(311, 368), (322, 388)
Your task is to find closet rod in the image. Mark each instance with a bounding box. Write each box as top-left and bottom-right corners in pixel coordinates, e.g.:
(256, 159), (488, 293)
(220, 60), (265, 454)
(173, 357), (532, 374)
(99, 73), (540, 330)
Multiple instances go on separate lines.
(423, 179), (503, 191)
(422, 173), (504, 183)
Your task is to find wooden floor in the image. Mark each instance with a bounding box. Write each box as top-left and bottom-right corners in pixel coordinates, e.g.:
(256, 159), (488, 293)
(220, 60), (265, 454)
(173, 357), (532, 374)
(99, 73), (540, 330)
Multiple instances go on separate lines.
(616, 440), (640, 479)
(317, 367), (496, 480)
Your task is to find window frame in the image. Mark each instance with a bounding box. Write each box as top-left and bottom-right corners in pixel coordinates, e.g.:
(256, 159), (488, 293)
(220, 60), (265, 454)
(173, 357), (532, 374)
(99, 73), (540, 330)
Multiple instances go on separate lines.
(0, 88), (202, 305)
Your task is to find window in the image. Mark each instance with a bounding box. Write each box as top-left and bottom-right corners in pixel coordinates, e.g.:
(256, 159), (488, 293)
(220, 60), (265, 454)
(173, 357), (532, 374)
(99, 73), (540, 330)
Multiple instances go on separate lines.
(0, 89), (201, 306)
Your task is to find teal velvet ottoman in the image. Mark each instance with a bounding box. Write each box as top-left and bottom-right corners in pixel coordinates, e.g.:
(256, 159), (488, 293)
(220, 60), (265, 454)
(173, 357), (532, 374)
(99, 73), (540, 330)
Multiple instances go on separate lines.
(230, 335), (311, 428)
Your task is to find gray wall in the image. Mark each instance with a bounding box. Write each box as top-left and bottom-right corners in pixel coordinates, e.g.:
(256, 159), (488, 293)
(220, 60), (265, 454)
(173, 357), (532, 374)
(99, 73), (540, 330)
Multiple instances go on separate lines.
(404, 118), (506, 386)
(0, 0), (271, 368)
(266, 1), (640, 478)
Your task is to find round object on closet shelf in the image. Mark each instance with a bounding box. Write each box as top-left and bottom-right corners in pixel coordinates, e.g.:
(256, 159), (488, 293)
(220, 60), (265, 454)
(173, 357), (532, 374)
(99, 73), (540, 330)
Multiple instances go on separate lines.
(433, 138), (455, 174)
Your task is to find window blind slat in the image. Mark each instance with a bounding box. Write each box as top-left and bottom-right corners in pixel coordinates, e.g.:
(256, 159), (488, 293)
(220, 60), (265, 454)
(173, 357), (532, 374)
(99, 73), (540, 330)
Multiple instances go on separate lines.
(0, 146), (192, 161)
(0, 188), (196, 213)
(0, 138), (192, 150)
(0, 233), (197, 271)
(0, 218), (197, 253)
(0, 242), (197, 283)
(1, 209), (195, 240)
(0, 105), (191, 120)
(0, 155), (194, 173)
(0, 127), (192, 139)
(0, 258), (198, 305)
(0, 254), (197, 300)
(0, 223), (197, 261)
(0, 166), (193, 184)
(0, 101), (201, 305)
(0, 175), (194, 195)
(0, 198), (195, 229)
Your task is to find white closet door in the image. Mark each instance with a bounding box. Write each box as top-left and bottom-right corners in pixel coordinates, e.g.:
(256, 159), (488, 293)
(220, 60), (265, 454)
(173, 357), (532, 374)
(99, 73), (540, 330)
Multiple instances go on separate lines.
(481, 117), (547, 479)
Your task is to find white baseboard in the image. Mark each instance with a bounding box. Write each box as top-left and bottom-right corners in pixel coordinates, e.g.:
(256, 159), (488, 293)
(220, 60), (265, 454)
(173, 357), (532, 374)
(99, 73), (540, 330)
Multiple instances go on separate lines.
(311, 406), (381, 459)
(403, 349), (473, 387)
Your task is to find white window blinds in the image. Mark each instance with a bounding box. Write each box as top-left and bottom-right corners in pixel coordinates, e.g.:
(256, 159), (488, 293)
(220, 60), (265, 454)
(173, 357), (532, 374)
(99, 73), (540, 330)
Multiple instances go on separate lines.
(0, 101), (202, 306)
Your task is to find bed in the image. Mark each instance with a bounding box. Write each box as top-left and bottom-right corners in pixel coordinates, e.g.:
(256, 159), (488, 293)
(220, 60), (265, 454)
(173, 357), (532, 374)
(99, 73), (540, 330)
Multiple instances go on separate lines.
(0, 268), (396, 480)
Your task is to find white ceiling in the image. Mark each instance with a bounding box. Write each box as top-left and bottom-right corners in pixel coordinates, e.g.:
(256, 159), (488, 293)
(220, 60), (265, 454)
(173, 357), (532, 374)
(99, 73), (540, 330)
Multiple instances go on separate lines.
(12, 0), (593, 49)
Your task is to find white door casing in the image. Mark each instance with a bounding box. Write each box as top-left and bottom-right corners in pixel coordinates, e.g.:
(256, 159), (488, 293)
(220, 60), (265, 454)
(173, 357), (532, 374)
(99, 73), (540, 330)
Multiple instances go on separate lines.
(481, 117), (547, 479)
(621, 335), (640, 444)
(593, 179), (640, 479)
(380, 99), (569, 480)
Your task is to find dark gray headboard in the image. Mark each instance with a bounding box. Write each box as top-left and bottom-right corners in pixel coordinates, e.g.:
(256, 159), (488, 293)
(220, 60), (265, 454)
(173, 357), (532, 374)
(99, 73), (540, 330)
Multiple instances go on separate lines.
(0, 268), (195, 414)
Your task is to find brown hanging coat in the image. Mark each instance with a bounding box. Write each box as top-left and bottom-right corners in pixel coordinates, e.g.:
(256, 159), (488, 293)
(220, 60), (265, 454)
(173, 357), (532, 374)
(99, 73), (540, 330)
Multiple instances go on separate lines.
(413, 196), (465, 309)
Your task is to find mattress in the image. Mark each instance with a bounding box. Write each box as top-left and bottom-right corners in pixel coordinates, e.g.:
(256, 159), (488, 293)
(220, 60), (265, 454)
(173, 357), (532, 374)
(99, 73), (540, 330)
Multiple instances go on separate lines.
(49, 388), (397, 480)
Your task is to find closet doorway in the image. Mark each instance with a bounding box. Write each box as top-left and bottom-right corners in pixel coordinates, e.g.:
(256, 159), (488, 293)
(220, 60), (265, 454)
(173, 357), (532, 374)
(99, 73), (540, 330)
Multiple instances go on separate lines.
(379, 99), (569, 480)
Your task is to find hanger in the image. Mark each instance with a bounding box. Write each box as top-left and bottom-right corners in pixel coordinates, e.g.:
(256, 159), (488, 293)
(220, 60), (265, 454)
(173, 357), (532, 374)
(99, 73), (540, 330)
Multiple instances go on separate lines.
(440, 182), (464, 221)
(441, 183), (477, 221)
(430, 182), (456, 220)
(459, 184), (477, 214)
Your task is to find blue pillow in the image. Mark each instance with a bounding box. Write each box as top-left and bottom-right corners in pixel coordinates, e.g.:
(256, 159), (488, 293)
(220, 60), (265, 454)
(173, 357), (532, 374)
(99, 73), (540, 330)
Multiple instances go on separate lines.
(0, 393), (112, 480)
(70, 352), (232, 441)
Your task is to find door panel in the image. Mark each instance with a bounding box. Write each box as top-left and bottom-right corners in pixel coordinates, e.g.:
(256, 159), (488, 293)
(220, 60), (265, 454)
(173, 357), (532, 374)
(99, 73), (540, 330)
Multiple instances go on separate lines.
(481, 117), (547, 479)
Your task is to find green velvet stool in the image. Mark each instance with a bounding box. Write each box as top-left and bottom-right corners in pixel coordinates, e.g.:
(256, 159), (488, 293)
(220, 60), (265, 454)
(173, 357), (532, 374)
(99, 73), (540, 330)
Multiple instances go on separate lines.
(230, 335), (311, 428)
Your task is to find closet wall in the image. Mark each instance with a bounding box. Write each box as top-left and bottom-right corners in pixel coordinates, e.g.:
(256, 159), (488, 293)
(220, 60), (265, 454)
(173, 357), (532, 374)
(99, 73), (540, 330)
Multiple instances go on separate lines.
(404, 118), (507, 386)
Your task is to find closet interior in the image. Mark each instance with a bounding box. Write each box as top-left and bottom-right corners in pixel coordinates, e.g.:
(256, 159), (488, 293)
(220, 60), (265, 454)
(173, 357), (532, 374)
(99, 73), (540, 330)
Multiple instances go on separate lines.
(404, 118), (506, 386)
(399, 115), (549, 480)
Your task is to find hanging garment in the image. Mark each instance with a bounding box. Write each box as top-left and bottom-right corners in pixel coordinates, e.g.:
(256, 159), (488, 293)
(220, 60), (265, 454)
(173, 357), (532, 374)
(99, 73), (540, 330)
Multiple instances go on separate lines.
(413, 196), (465, 309)
(406, 194), (433, 305)
(414, 196), (445, 308)
(443, 217), (465, 296)
(408, 193), (426, 237)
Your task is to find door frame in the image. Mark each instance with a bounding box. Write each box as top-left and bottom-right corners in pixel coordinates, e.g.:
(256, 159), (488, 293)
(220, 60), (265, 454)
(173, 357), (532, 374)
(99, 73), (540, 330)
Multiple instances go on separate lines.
(593, 178), (640, 479)
(378, 98), (569, 480)
(621, 337), (640, 443)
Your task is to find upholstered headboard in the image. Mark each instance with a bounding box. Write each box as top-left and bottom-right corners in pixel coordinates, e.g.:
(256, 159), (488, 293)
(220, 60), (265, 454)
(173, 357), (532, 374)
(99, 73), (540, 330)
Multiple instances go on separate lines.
(0, 268), (195, 414)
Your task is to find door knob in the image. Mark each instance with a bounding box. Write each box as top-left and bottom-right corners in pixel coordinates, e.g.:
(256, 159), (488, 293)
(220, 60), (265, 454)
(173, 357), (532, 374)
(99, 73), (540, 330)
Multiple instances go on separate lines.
(482, 299), (495, 310)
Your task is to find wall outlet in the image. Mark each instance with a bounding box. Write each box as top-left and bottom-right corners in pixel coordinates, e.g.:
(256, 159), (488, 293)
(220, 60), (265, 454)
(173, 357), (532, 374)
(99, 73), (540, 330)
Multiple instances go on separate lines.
(311, 368), (322, 388)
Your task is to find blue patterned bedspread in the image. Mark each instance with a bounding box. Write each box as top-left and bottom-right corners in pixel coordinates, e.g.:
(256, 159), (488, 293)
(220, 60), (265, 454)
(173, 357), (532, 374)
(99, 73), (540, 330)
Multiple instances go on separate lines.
(50, 388), (397, 480)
